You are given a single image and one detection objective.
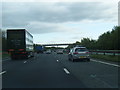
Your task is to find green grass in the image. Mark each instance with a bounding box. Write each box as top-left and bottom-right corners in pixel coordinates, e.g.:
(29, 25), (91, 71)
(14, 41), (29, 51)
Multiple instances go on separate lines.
(90, 54), (120, 62)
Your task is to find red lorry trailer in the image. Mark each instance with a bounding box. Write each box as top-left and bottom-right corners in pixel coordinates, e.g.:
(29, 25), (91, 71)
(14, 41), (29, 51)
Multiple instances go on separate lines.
(7, 29), (34, 60)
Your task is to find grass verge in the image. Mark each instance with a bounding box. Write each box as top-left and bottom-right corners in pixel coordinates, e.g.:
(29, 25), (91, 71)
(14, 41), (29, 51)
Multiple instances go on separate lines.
(90, 54), (120, 62)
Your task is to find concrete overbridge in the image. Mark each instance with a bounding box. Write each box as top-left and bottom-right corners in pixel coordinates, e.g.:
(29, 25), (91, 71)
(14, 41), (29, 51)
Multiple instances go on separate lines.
(37, 43), (74, 47)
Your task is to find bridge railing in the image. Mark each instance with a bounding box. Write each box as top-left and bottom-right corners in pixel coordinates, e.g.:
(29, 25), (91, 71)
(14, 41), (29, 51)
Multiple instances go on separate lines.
(40, 43), (73, 46)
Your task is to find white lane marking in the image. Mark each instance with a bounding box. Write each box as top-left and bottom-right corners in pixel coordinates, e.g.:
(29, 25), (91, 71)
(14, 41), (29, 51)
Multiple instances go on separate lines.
(63, 68), (70, 74)
(91, 59), (120, 67)
(56, 60), (59, 62)
(24, 61), (27, 63)
(1, 58), (10, 62)
(0, 71), (7, 75)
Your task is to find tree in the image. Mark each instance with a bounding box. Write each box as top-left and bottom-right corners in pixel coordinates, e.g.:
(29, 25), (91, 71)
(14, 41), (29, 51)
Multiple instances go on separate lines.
(81, 38), (91, 49)
(97, 26), (120, 50)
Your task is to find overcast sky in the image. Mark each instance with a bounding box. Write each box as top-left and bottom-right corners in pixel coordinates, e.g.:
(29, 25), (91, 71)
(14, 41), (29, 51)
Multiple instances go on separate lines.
(2, 0), (119, 46)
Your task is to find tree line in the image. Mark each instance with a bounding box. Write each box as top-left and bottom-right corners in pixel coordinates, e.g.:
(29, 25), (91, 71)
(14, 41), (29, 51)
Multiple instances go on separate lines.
(67, 26), (120, 50)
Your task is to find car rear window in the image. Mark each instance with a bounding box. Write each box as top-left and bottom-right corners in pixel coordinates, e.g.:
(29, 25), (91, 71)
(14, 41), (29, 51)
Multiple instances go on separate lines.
(75, 48), (88, 52)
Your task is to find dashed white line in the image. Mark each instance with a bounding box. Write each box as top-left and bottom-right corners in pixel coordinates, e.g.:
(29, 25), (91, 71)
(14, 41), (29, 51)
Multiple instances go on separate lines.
(0, 71), (7, 75)
(91, 59), (120, 67)
(24, 61), (27, 63)
(63, 68), (70, 74)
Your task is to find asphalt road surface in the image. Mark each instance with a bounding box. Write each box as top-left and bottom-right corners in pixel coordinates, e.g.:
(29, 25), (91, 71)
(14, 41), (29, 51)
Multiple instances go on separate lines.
(1, 53), (119, 88)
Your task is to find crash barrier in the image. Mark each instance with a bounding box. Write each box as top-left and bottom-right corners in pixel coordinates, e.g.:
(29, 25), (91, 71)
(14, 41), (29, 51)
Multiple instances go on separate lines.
(89, 50), (120, 56)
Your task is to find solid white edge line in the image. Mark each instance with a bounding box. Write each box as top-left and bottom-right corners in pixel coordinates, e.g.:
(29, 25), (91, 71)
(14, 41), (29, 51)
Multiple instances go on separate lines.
(0, 71), (6, 75)
(63, 68), (70, 74)
(91, 59), (120, 67)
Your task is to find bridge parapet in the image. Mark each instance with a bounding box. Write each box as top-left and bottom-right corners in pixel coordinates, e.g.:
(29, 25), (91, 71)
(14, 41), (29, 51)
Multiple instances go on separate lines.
(38, 43), (74, 46)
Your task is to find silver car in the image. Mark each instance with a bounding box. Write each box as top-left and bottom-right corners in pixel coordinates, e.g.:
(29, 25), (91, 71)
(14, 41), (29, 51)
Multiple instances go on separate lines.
(56, 50), (63, 54)
(45, 50), (52, 54)
(68, 46), (90, 62)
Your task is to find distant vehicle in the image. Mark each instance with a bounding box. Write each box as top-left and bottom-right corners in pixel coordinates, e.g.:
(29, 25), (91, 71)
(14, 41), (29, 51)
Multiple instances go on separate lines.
(68, 46), (90, 62)
(35, 46), (44, 53)
(7, 29), (34, 60)
(45, 50), (51, 54)
(56, 49), (63, 54)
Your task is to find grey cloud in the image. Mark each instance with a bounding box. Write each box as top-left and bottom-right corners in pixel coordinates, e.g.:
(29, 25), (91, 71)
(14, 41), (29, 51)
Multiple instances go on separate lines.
(71, 36), (81, 40)
(26, 22), (66, 34)
(2, 2), (117, 33)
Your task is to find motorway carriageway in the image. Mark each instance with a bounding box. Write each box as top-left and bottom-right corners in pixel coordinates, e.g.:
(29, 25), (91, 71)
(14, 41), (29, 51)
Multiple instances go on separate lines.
(1, 53), (120, 88)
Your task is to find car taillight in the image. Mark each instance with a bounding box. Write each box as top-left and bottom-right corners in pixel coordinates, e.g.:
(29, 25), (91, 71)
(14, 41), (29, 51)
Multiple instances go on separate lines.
(19, 49), (24, 51)
(9, 49), (14, 51)
(73, 52), (78, 54)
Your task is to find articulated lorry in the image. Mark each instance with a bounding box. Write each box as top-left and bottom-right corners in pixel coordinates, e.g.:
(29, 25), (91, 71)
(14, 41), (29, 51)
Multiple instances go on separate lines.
(7, 29), (34, 59)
